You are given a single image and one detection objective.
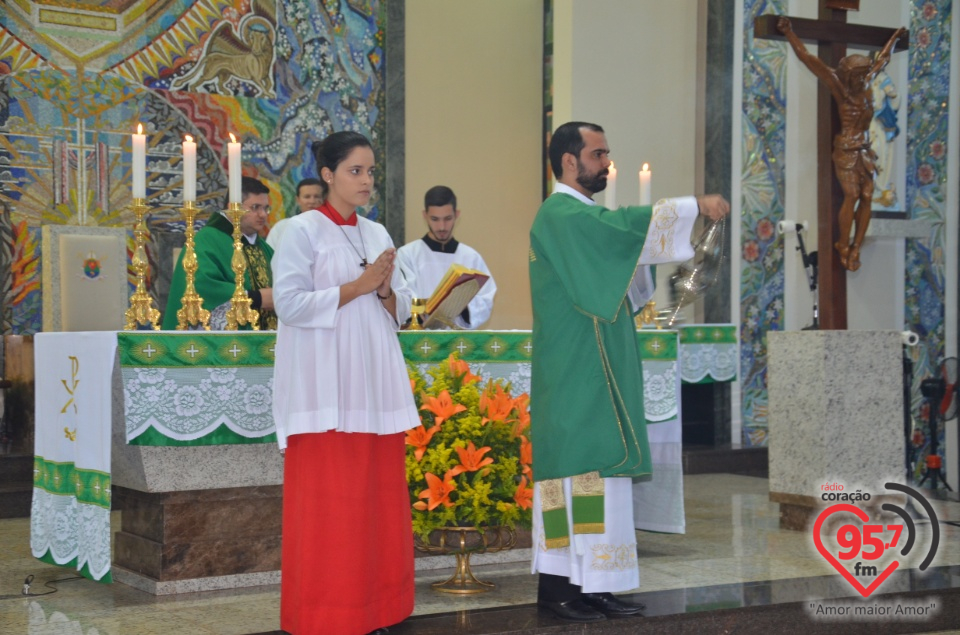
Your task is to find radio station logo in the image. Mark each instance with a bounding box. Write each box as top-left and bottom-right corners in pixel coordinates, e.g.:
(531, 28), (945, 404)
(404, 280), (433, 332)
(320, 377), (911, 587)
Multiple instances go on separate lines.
(813, 482), (939, 598)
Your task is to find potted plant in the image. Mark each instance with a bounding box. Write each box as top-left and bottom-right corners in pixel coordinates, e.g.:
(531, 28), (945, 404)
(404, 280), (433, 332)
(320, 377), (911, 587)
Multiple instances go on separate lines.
(406, 354), (532, 593)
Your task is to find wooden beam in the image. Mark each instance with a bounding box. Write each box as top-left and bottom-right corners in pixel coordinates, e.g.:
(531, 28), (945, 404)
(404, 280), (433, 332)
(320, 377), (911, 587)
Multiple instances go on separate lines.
(754, 15), (909, 50)
(816, 35), (848, 330)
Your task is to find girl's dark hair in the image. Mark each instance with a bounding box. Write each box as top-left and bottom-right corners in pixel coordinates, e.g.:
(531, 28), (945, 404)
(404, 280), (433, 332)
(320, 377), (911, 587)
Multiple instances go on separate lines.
(311, 131), (373, 196)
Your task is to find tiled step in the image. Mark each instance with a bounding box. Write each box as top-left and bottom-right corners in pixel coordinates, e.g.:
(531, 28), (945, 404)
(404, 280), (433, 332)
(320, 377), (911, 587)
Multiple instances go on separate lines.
(245, 566), (960, 635)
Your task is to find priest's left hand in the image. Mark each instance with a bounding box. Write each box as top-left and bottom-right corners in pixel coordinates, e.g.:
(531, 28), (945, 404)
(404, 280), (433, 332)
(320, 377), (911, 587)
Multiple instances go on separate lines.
(696, 195), (730, 222)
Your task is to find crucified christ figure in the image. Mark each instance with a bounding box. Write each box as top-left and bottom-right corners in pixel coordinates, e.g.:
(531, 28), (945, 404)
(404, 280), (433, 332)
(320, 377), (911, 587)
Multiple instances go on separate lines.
(778, 17), (907, 271)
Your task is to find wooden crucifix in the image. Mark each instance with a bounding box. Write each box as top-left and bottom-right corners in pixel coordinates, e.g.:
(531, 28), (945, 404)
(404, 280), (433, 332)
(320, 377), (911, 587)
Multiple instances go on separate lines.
(754, 0), (908, 329)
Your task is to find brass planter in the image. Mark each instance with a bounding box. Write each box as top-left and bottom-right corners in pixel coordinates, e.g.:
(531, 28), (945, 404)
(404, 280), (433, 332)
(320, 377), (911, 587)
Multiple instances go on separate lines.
(414, 526), (517, 594)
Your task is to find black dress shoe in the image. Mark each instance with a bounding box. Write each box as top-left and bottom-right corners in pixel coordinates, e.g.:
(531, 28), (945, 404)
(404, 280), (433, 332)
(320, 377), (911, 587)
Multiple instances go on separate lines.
(539, 599), (607, 622)
(582, 592), (645, 615)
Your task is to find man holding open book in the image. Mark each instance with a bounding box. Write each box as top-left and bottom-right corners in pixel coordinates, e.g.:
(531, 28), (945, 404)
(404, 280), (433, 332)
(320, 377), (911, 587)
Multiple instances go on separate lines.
(397, 185), (497, 328)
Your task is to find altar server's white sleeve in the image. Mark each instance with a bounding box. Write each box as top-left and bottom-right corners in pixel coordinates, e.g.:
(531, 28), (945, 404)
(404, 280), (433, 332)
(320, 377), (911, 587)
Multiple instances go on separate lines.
(265, 217), (289, 251)
(456, 253), (497, 329)
(271, 222), (341, 328)
(627, 196), (700, 311)
(396, 242), (421, 297)
(381, 230), (413, 327)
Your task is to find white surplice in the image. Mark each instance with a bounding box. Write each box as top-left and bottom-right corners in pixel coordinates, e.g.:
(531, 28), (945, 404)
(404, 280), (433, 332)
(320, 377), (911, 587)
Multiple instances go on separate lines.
(531, 183), (698, 592)
(265, 215), (294, 251)
(396, 239), (497, 329)
(271, 212), (421, 449)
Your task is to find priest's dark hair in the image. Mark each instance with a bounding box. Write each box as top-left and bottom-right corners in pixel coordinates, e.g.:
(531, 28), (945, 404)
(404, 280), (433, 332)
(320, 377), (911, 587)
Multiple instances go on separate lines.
(241, 176), (270, 201)
(549, 121), (605, 179)
(296, 177), (323, 196)
(311, 131), (373, 196)
(424, 185), (457, 210)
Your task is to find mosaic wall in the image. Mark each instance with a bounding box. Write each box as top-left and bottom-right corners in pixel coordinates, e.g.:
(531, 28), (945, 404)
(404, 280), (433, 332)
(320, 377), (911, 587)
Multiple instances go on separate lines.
(739, 0), (787, 448)
(0, 0), (387, 334)
(904, 0), (951, 479)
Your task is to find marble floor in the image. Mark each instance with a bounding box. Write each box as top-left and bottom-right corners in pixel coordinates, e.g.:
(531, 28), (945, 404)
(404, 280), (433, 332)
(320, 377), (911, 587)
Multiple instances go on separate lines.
(2, 474), (960, 634)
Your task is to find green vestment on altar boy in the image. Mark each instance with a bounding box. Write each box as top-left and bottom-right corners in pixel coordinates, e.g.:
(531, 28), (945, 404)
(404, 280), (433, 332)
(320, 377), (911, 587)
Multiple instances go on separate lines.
(162, 212), (277, 330)
(529, 193), (653, 482)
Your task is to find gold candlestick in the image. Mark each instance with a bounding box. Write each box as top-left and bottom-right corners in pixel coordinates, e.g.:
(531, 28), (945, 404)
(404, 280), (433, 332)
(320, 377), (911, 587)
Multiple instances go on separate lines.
(225, 202), (260, 330)
(407, 298), (426, 330)
(124, 197), (162, 330)
(176, 200), (210, 330)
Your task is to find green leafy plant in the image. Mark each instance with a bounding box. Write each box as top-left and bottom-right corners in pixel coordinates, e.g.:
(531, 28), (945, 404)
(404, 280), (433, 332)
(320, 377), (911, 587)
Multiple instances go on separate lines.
(406, 354), (532, 540)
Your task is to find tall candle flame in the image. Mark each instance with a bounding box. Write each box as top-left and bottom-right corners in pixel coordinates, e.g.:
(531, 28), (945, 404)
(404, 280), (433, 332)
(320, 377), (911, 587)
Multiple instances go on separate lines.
(137, 123), (143, 134)
(641, 163), (649, 171)
(229, 132), (237, 143)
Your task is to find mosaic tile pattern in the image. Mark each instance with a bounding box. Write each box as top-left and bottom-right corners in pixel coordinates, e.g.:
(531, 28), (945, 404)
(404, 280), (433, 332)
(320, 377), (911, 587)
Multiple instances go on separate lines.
(739, 0), (787, 447)
(0, 0), (386, 334)
(904, 0), (952, 482)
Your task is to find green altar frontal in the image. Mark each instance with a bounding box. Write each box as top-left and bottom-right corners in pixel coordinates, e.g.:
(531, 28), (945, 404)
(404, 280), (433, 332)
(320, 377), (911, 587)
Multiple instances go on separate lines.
(118, 329), (708, 447)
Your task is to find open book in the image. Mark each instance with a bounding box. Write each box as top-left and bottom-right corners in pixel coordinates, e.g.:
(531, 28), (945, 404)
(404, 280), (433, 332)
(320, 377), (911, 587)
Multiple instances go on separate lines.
(422, 264), (490, 329)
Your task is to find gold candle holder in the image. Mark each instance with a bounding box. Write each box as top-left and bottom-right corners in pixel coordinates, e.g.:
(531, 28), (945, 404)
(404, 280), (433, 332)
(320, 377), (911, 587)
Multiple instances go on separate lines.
(225, 202), (260, 330)
(407, 298), (426, 330)
(176, 200), (210, 330)
(124, 197), (162, 330)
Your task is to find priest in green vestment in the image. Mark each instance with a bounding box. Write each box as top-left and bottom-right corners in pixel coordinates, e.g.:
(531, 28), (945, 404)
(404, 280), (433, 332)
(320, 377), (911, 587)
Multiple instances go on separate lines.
(163, 176), (278, 330)
(529, 121), (729, 622)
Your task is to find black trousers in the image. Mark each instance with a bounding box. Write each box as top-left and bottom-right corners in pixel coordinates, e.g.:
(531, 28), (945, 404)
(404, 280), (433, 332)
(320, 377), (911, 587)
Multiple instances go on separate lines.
(537, 573), (582, 603)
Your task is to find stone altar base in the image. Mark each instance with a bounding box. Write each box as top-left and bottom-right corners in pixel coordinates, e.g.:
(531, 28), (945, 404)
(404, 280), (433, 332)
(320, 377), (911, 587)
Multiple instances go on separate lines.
(112, 484), (282, 594)
(767, 331), (905, 530)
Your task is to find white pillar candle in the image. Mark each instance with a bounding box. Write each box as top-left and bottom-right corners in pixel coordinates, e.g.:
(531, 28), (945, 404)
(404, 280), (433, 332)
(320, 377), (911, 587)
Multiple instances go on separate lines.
(639, 163), (651, 206)
(603, 161), (617, 209)
(227, 133), (242, 204)
(182, 135), (197, 203)
(132, 123), (146, 199)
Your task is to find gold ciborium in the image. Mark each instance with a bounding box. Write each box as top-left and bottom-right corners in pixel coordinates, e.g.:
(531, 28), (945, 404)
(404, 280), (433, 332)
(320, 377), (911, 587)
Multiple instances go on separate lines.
(635, 300), (661, 329)
(407, 298), (426, 330)
(124, 198), (162, 330)
(176, 200), (210, 330)
(224, 202), (259, 330)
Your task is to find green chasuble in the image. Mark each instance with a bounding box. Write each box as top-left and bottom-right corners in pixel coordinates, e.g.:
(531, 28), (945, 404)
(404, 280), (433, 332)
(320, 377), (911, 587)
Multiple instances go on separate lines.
(162, 212), (278, 330)
(529, 192), (654, 482)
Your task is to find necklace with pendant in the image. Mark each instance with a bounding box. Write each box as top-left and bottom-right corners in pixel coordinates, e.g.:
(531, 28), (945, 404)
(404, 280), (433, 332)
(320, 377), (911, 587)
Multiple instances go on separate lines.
(337, 223), (368, 268)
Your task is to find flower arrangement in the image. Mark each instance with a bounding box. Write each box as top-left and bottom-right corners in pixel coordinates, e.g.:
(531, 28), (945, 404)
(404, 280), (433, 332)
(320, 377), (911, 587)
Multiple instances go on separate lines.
(406, 354), (533, 540)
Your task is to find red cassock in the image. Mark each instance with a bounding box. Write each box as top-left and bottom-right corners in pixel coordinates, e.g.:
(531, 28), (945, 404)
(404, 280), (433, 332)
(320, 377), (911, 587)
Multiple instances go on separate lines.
(281, 431), (414, 635)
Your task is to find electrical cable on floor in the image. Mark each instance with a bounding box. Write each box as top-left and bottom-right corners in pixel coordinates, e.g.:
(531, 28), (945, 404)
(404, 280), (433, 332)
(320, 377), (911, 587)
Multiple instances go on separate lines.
(0, 574), (85, 600)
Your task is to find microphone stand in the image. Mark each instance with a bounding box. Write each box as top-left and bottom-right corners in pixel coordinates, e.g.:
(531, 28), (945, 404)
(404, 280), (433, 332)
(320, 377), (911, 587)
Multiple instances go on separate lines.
(793, 224), (819, 330)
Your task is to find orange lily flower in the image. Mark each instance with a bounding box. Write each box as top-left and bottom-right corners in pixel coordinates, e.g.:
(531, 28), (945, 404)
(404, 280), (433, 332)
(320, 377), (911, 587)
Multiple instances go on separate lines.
(519, 436), (533, 478)
(512, 393), (531, 436)
(449, 441), (494, 476)
(410, 377), (417, 393)
(420, 389), (466, 425)
(447, 355), (480, 384)
(405, 424), (440, 461)
(514, 476), (533, 510)
(419, 470), (457, 510)
(480, 386), (515, 425)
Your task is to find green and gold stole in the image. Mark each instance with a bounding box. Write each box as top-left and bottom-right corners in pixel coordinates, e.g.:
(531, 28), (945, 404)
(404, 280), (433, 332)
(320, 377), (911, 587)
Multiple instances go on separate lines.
(540, 471), (605, 549)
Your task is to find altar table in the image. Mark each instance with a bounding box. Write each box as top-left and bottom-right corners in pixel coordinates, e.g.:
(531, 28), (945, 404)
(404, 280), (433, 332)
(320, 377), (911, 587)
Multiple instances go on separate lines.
(32, 327), (736, 590)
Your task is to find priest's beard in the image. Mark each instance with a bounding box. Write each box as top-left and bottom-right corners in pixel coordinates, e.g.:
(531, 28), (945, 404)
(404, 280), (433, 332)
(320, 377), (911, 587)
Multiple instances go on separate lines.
(576, 161), (608, 194)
